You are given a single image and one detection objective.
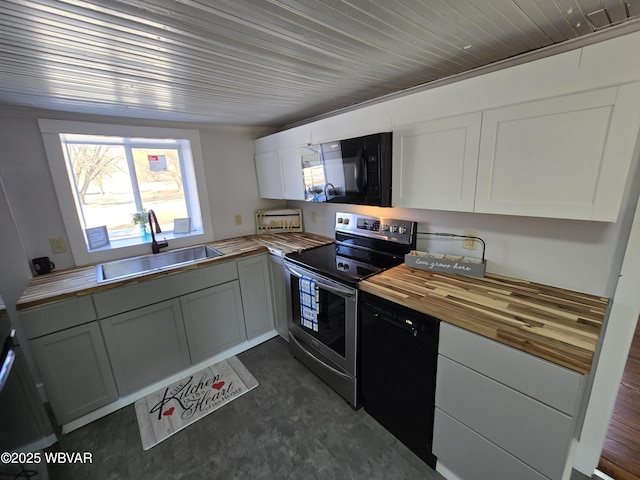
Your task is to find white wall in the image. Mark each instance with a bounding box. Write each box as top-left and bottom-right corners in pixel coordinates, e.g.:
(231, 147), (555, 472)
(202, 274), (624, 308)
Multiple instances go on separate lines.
(292, 202), (634, 297)
(0, 106), (281, 275)
(198, 125), (284, 239)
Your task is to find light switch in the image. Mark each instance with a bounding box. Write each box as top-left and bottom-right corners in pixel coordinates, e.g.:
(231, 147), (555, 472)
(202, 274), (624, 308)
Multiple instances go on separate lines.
(49, 237), (67, 253)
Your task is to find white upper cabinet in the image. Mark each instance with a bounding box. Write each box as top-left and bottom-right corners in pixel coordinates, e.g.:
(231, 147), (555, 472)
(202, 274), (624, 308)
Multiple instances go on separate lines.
(279, 145), (306, 200)
(393, 112), (482, 212)
(475, 83), (640, 221)
(255, 151), (282, 199)
(254, 146), (306, 200)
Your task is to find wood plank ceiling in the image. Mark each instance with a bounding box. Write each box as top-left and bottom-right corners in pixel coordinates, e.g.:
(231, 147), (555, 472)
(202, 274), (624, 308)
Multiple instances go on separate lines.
(1, 0), (639, 128)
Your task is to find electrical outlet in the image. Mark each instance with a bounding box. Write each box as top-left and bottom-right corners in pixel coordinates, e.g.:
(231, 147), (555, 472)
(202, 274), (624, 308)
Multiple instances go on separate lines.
(311, 211), (317, 223)
(463, 230), (478, 250)
(49, 236), (67, 253)
(234, 214), (242, 226)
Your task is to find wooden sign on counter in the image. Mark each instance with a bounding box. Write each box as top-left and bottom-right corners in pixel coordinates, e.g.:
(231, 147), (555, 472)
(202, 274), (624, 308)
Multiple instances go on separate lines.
(256, 209), (303, 234)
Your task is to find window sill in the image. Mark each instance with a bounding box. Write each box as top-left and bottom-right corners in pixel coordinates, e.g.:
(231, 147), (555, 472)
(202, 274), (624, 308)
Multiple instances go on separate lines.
(89, 230), (205, 253)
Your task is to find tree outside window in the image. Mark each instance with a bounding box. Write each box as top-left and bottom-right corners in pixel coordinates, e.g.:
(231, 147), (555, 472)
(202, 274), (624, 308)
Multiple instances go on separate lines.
(61, 134), (195, 248)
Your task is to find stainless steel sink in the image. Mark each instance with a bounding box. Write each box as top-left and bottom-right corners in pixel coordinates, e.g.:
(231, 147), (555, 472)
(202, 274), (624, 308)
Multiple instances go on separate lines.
(97, 245), (223, 283)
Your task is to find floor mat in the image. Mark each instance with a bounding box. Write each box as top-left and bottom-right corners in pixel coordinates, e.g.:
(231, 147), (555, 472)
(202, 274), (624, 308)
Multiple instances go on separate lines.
(134, 356), (258, 450)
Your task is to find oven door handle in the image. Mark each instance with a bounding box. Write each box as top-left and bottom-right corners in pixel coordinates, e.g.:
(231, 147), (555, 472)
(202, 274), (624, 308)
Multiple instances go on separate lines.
(289, 333), (353, 381)
(285, 264), (356, 298)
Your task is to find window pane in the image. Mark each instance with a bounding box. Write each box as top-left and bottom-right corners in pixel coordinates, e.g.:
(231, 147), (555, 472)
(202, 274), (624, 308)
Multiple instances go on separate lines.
(132, 148), (188, 231)
(65, 143), (139, 241)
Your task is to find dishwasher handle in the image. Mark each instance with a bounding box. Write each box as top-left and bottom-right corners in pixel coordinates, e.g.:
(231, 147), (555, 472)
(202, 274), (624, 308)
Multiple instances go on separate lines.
(365, 307), (420, 338)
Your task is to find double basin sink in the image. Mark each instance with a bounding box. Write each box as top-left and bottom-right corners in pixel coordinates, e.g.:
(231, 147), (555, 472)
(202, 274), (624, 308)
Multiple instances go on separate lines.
(97, 245), (224, 283)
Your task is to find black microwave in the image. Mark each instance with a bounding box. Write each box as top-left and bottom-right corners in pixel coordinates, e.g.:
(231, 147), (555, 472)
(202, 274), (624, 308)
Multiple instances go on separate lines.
(302, 132), (392, 207)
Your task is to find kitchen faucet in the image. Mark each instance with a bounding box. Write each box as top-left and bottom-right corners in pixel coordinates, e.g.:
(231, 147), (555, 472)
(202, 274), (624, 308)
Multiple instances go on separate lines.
(148, 209), (168, 254)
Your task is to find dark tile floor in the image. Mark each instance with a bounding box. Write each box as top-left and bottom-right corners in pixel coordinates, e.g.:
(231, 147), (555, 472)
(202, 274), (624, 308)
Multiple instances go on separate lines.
(46, 337), (445, 480)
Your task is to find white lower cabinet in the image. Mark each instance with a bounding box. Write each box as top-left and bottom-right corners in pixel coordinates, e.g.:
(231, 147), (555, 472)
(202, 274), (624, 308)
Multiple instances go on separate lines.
(100, 299), (191, 396)
(29, 322), (118, 425)
(181, 281), (246, 363)
(268, 254), (289, 339)
(21, 296), (118, 425)
(237, 254), (275, 340)
(434, 324), (584, 480)
(22, 254), (276, 425)
(434, 409), (547, 480)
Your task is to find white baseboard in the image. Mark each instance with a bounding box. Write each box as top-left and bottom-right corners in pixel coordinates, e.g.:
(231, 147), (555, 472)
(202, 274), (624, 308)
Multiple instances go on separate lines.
(594, 470), (615, 480)
(62, 330), (278, 434)
(436, 462), (463, 480)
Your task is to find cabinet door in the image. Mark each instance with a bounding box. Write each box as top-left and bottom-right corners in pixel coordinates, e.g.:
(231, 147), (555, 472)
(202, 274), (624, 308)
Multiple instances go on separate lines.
(268, 254), (289, 340)
(100, 299), (190, 395)
(237, 255), (276, 339)
(181, 281), (246, 363)
(255, 151), (283, 199)
(30, 322), (118, 424)
(393, 112), (481, 211)
(476, 83), (640, 221)
(279, 146), (306, 200)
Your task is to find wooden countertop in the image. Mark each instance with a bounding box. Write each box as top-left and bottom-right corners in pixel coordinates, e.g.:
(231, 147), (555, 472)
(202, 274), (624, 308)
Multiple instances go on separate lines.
(17, 233), (332, 310)
(360, 265), (608, 374)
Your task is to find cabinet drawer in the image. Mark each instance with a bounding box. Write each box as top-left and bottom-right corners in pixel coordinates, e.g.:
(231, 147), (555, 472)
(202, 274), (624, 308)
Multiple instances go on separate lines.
(93, 260), (238, 318)
(439, 323), (583, 415)
(434, 408), (547, 480)
(21, 296), (97, 339)
(436, 355), (572, 479)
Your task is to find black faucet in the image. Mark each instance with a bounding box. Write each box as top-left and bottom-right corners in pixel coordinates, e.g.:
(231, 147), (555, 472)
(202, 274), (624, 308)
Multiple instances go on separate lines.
(148, 209), (168, 254)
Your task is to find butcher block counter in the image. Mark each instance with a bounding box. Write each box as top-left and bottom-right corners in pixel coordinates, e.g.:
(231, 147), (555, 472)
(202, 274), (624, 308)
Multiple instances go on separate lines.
(17, 232), (332, 310)
(360, 265), (608, 374)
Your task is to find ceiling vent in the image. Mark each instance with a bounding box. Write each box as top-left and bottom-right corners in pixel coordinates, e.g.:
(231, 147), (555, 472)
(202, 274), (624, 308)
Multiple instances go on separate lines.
(588, 3), (640, 29)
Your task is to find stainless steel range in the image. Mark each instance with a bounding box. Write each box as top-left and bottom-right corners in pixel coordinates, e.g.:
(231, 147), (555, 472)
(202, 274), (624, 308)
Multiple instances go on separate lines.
(284, 212), (416, 407)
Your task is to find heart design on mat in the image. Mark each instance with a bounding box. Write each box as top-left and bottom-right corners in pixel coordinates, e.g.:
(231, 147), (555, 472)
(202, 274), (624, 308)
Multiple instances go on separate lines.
(212, 381), (225, 390)
(163, 407), (175, 416)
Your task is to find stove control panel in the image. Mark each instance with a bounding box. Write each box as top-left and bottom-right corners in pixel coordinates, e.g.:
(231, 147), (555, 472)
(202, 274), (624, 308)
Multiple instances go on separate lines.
(335, 212), (415, 245)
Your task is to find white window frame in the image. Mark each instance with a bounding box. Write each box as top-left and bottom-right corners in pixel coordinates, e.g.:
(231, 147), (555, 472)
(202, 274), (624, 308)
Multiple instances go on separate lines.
(39, 119), (214, 266)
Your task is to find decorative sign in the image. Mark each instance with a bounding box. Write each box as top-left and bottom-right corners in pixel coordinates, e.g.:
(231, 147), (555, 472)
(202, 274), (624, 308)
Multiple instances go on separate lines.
(255, 208), (303, 234)
(173, 217), (191, 234)
(148, 154), (167, 172)
(405, 251), (486, 278)
(86, 226), (110, 250)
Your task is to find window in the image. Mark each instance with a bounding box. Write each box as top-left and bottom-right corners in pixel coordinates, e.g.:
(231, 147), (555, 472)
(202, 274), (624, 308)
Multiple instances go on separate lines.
(39, 120), (213, 265)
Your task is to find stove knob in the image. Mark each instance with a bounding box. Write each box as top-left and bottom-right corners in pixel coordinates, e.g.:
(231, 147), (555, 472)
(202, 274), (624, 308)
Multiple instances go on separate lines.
(337, 217), (343, 223)
(398, 226), (407, 235)
(382, 224), (390, 231)
(389, 225), (398, 233)
(343, 218), (350, 225)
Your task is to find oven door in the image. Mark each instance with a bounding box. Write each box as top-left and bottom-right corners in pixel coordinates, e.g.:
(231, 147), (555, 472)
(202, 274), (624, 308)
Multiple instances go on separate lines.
(285, 261), (358, 405)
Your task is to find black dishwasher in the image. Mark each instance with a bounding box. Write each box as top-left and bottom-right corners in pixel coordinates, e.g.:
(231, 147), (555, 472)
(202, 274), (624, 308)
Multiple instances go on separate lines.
(359, 291), (439, 468)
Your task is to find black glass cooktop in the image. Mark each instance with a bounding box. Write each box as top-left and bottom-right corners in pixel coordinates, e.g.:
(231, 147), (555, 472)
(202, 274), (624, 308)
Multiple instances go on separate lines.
(284, 242), (404, 285)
